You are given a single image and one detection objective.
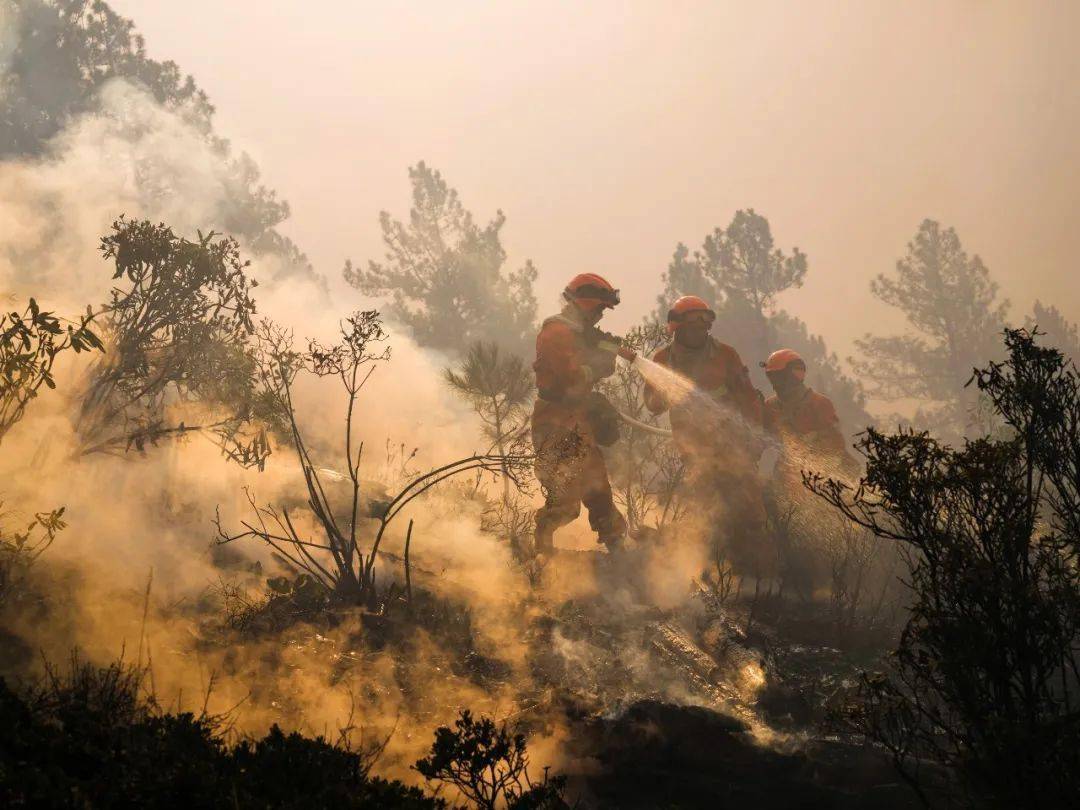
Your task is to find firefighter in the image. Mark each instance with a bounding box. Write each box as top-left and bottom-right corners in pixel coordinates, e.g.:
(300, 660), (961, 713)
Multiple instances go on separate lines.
(644, 296), (768, 570)
(531, 273), (635, 554)
(761, 348), (855, 482)
(760, 349), (859, 598)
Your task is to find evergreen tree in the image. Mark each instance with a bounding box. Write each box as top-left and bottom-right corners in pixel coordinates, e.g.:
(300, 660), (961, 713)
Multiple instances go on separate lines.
(658, 208), (806, 345)
(444, 341), (533, 460)
(702, 208), (808, 320)
(444, 341), (534, 550)
(1027, 300), (1080, 362)
(345, 162), (538, 358)
(854, 219), (1010, 438)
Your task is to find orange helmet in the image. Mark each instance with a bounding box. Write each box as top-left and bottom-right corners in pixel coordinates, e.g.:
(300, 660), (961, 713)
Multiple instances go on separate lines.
(564, 273), (620, 310)
(763, 348), (806, 381)
(666, 295), (715, 334)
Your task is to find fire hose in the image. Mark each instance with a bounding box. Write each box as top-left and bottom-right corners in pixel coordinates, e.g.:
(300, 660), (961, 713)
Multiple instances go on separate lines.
(615, 409), (783, 455)
(616, 409), (673, 437)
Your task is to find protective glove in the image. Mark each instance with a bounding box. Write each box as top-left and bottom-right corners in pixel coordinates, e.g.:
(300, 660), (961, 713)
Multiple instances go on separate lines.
(585, 345), (617, 380)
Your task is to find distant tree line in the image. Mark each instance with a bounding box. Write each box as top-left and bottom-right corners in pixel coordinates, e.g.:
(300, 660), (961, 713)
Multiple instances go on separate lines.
(657, 213), (1080, 442)
(9, 1), (1074, 448)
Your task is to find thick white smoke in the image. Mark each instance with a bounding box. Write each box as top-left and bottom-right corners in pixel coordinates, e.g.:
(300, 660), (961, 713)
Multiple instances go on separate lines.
(1, 79), (245, 301)
(0, 19), (528, 772)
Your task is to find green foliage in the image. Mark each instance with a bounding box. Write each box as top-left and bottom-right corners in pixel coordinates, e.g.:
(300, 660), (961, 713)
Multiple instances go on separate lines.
(345, 162), (538, 357)
(658, 210), (870, 433)
(0, 296), (102, 442)
(812, 329), (1080, 807)
(854, 219), (1010, 439)
(445, 341), (534, 453)
(1, 0), (212, 154)
(1, 0), (316, 283)
(77, 217), (277, 466)
(415, 710), (568, 810)
(445, 341), (535, 550)
(0, 654), (442, 808)
(0, 297), (81, 609)
(703, 208), (808, 312)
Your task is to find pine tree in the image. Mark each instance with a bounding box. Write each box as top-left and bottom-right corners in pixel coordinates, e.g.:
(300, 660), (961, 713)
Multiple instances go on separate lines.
(444, 342), (533, 463)
(345, 163), (538, 358)
(1027, 301), (1080, 362)
(444, 341), (533, 543)
(854, 219), (1010, 438)
(702, 208), (808, 319)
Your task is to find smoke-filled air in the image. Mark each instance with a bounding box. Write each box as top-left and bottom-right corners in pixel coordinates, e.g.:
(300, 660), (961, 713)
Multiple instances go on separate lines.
(3, 2), (1080, 808)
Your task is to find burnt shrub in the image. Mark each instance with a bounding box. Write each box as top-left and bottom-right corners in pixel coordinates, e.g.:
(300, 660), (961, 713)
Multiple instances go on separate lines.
(810, 329), (1080, 808)
(0, 655), (441, 808)
(415, 710), (568, 810)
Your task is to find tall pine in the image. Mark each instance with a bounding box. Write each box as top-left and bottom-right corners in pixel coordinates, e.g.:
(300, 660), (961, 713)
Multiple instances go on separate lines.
(854, 219), (1009, 438)
(1027, 301), (1080, 362)
(345, 162), (538, 358)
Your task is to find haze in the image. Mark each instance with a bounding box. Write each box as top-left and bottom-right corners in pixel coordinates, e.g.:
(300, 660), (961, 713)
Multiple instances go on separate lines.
(110, 0), (1080, 353)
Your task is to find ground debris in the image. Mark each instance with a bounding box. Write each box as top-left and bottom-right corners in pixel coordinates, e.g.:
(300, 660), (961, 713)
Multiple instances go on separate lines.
(565, 698), (918, 809)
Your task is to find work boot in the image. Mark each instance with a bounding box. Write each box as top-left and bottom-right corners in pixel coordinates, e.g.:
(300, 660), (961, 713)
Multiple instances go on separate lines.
(534, 525), (555, 556)
(597, 530), (625, 552)
(593, 508), (628, 552)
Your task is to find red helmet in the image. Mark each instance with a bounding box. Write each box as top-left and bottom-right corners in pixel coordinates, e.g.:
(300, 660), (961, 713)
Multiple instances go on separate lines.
(564, 273), (620, 310)
(763, 348), (806, 381)
(666, 295), (715, 334)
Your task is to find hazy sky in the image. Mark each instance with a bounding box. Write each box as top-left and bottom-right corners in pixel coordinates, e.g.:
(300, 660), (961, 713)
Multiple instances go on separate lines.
(111, 0), (1080, 357)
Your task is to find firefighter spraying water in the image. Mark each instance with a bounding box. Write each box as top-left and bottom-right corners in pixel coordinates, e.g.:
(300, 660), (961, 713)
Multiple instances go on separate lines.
(641, 296), (772, 574)
(531, 273), (636, 554)
(529, 283), (863, 571)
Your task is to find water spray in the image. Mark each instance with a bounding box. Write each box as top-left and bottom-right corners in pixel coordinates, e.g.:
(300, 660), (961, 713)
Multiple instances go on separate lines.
(620, 354), (860, 491)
